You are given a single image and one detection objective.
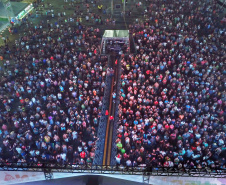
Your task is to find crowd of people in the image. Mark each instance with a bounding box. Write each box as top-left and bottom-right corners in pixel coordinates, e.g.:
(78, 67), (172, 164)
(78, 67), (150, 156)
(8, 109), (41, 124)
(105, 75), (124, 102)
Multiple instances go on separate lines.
(116, 0), (226, 169)
(0, 0), (225, 170)
(0, 10), (110, 164)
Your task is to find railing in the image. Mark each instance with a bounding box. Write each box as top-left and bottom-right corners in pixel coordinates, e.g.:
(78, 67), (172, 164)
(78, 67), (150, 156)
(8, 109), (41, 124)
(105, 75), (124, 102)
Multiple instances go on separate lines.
(216, 0), (226, 8)
(110, 56), (122, 166)
(0, 163), (225, 178)
(93, 55), (113, 165)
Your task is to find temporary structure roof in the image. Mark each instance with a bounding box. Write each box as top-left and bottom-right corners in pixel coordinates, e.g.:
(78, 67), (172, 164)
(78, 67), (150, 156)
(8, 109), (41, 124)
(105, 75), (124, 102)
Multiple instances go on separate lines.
(101, 30), (130, 54)
(103, 30), (129, 39)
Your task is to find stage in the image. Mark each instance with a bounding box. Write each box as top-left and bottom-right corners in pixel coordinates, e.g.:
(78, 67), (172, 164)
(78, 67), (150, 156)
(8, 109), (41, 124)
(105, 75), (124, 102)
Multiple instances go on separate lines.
(0, 2), (29, 19)
(0, 1), (33, 33)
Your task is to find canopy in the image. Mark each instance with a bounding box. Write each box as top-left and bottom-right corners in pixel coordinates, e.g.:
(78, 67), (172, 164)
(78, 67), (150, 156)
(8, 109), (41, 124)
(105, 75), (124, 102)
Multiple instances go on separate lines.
(101, 30), (130, 54)
(103, 30), (129, 38)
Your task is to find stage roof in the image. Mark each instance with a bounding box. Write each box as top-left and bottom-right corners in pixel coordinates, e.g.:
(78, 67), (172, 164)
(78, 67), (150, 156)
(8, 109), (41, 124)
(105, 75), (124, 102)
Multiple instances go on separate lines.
(0, 2), (29, 18)
(103, 30), (129, 38)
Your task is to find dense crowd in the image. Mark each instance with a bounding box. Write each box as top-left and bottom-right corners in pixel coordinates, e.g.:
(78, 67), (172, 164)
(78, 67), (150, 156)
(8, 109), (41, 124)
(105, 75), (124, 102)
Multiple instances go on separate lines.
(116, 0), (226, 169)
(0, 0), (225, 170)
(0, 13), (109, 165)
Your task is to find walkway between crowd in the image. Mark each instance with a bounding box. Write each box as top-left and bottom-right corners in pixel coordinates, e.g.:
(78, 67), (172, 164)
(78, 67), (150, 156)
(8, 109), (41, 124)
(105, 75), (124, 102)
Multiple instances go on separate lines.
(94, 53), (122, 166)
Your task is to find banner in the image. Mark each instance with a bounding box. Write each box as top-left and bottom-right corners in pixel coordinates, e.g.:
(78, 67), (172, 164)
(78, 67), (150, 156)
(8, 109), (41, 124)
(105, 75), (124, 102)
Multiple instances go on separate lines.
(149, 176), (226, 185)
(0, 171), (45, 185)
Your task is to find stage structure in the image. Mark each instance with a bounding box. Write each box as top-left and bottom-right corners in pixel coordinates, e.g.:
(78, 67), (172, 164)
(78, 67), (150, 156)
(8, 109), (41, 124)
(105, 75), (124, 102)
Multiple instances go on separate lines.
(109, 0), (126, 16)
(101, 30), (130, 54)
(0, 0), (14, 21)
(0, 0), (33, 23)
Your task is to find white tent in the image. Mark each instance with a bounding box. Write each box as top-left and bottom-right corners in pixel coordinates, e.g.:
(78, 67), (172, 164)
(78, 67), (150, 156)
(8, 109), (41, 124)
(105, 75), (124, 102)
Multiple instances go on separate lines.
(101, 30), (130, 54)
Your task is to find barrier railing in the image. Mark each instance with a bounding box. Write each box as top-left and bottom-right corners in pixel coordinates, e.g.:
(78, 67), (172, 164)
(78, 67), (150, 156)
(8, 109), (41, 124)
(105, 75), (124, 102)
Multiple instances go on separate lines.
(110, 56), (122, 166)
(93, 55), (113, 165)
(0, 162), (225, 178)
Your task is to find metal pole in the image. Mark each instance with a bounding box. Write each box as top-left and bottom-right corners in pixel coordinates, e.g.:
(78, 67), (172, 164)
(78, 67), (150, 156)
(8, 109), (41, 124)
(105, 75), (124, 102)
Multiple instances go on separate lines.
(123, 0), (125, 13)
(111, 0), (113, 16)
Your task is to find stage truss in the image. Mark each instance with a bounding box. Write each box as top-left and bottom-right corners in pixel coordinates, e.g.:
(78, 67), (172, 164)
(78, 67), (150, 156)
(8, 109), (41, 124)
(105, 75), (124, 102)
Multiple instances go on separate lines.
(101, 30), (130, 54)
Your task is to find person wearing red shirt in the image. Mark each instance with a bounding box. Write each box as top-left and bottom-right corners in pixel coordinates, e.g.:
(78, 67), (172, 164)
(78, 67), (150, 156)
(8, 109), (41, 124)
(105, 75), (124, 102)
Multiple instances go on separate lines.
(80, 151), (86, 159)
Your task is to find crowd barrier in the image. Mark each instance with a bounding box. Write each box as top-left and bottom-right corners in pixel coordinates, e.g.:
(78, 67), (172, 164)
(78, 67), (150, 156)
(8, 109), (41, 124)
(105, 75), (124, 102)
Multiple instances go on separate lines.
(0, 162), (225, 178)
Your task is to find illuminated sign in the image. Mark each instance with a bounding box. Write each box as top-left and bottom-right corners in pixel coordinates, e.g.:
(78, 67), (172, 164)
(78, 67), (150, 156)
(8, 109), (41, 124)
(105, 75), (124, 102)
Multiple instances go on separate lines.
(25, 4), (32, 12)
(16, 4), (34, 20)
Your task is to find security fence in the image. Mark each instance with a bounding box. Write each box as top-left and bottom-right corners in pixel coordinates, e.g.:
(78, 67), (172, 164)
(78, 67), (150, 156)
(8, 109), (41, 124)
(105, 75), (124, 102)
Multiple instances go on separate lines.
(110, 56), (122, 166)
(93, 55), (114, 165)
(0, 162), (225, 178)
